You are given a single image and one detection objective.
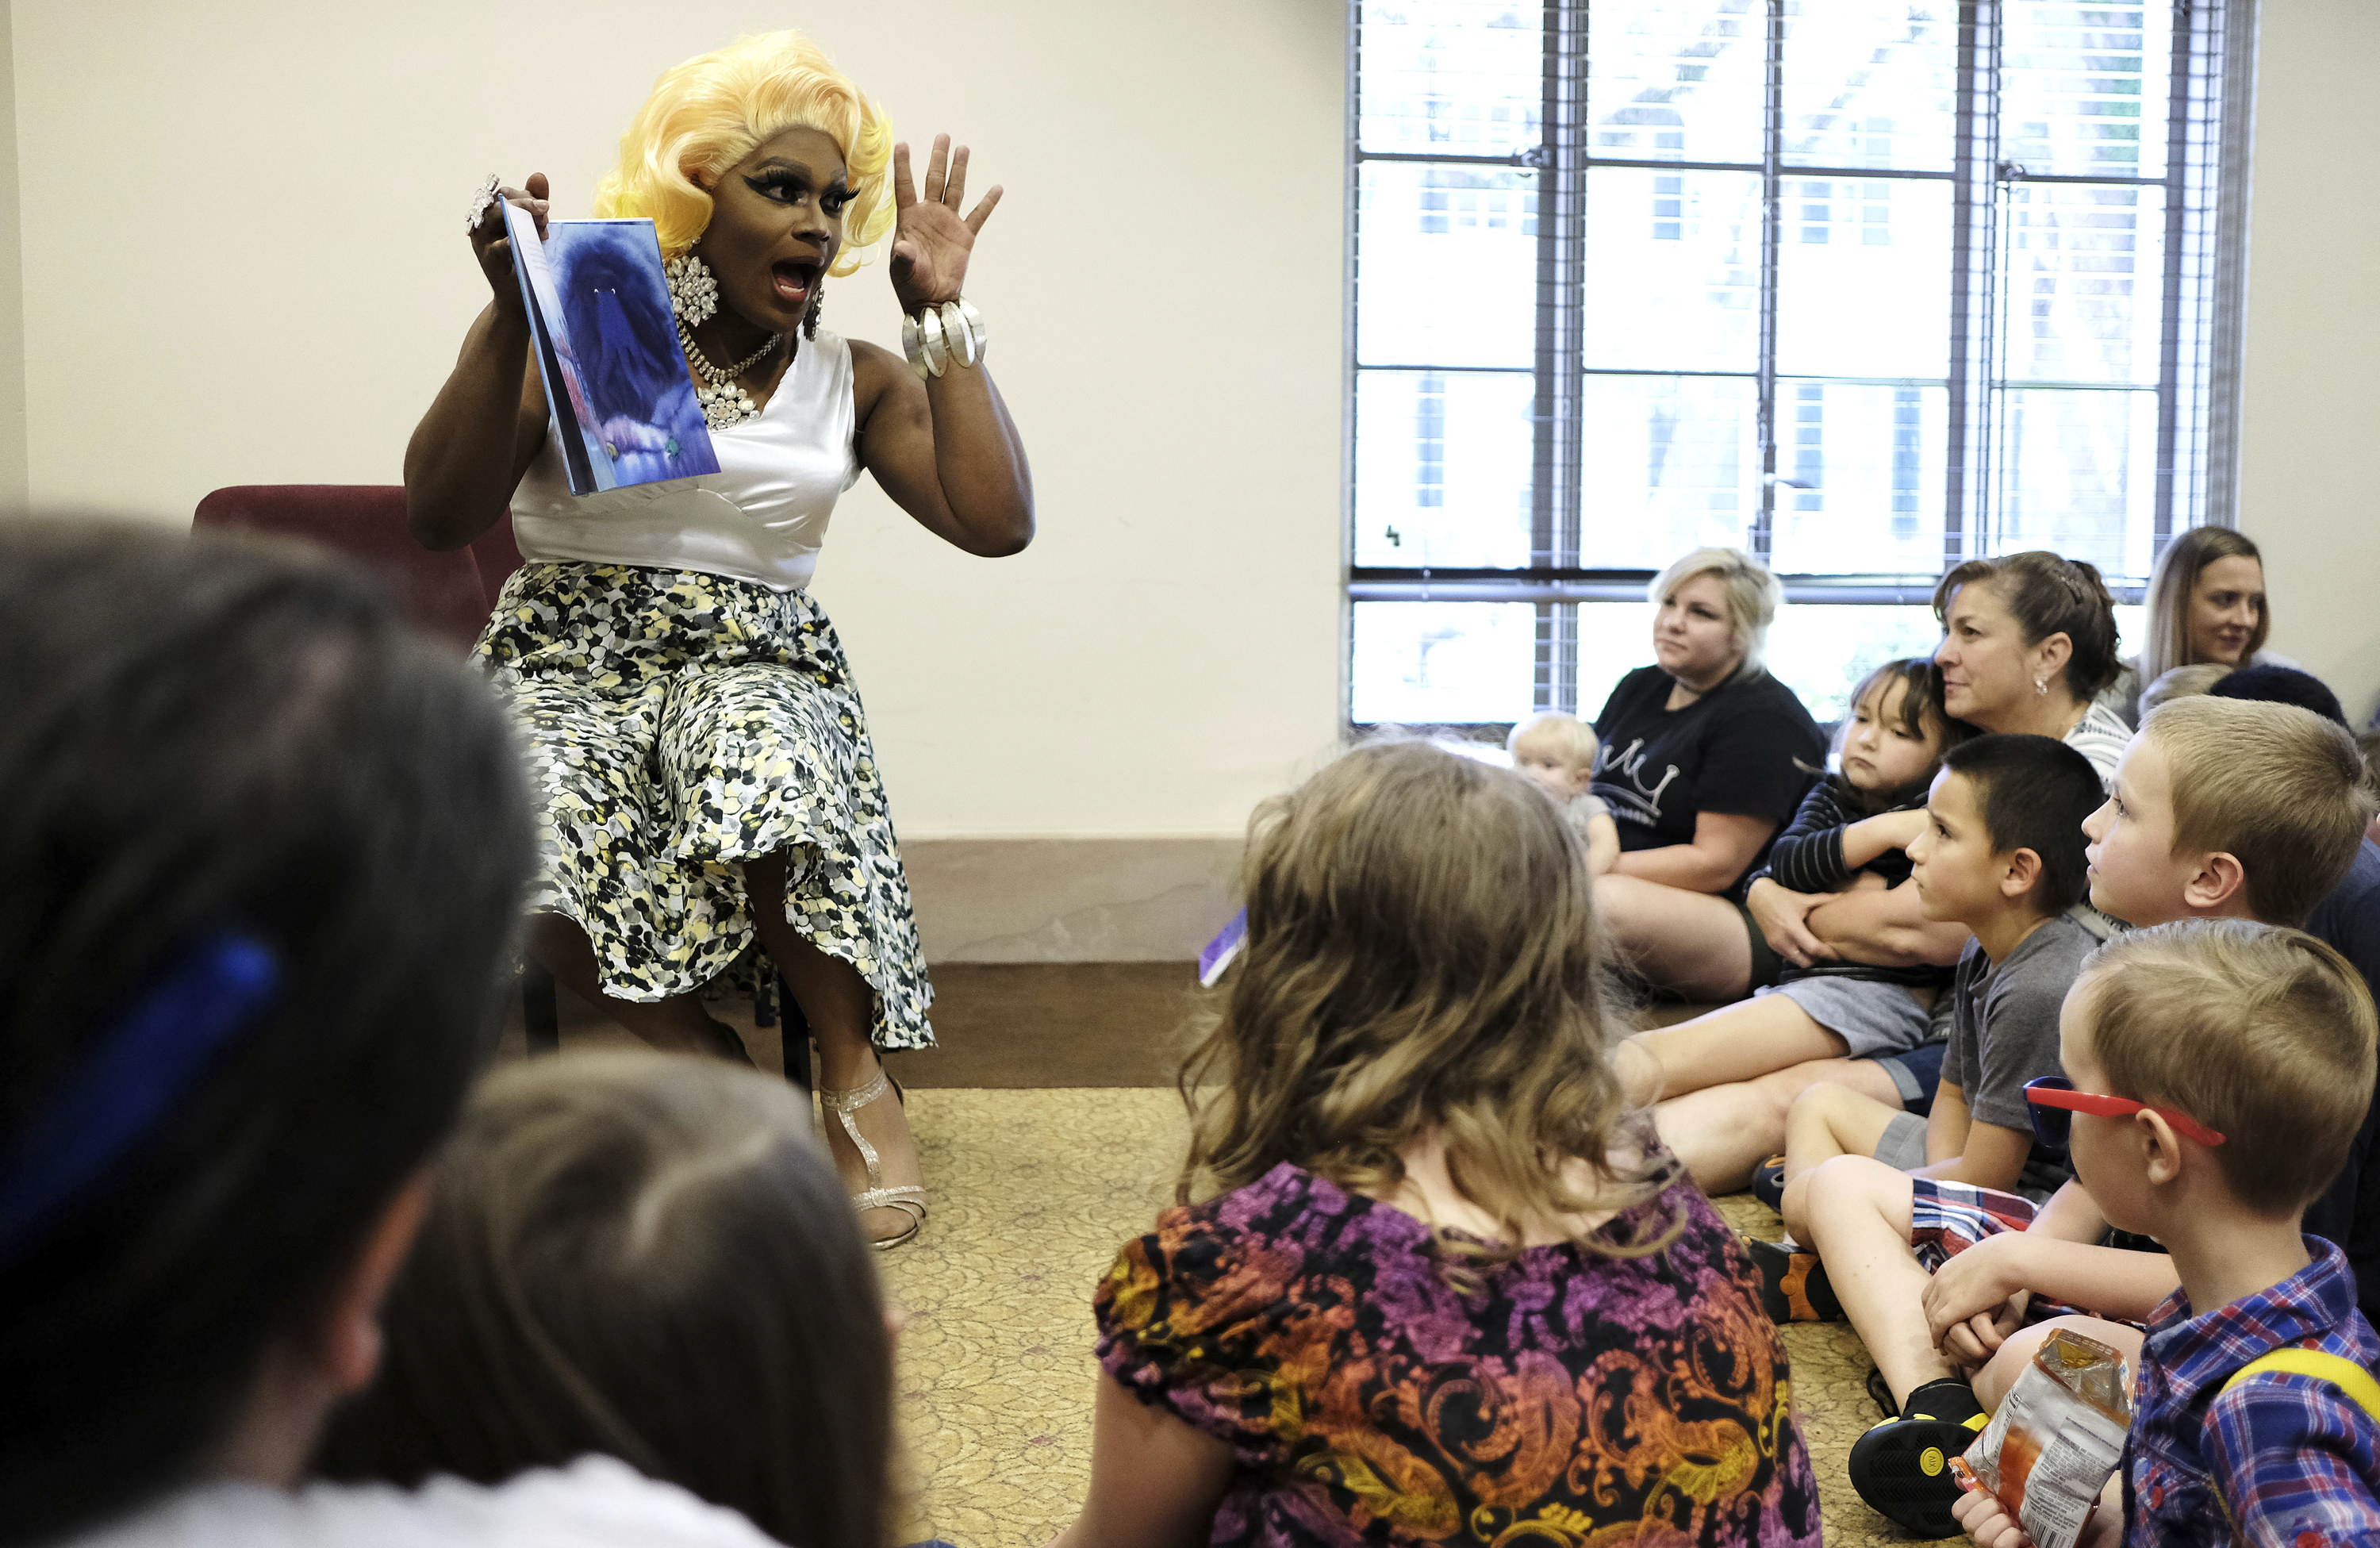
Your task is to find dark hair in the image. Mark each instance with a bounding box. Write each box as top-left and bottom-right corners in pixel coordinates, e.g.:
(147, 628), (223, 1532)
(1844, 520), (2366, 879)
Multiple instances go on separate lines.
(2208, 663), (2347, 728)
(314, 1052), (893, 1548)
(1933, 551), (2123, 701)
(1939, 733), (2105, 916)
(1830, 656), (1978, 814)
(0, 527), (534, 1545)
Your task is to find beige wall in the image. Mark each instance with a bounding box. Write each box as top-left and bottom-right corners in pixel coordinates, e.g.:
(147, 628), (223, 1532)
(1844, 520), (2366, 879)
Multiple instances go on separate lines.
(2236, 0), (2380, 724)
(0, 11), (23, 509)
(10, 0), (2376, 863)
(8, 0), (1347, 841)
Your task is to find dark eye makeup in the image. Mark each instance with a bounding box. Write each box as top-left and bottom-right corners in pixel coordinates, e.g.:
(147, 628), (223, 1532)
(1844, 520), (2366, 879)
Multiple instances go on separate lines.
(745, 168), (858, 217)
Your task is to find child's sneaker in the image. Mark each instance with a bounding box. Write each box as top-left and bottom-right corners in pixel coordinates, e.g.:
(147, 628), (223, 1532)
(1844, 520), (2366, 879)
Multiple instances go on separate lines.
(1845, 1377), (1989, 1538)
(1751, 1155), (1787, 1212)
(1741, 1236), (1842, 1323)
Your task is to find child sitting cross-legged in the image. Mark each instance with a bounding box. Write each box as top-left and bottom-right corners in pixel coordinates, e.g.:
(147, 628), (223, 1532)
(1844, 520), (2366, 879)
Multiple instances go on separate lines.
(1746, 733), (2108, 1305)
(1052, 737), (1822, 1548)
(1804, 696), (2376, 1538)
(1507, 710), (1622, 874)
(1953, 920), (2380, 1548)
(1624, 658), (1975, 1193)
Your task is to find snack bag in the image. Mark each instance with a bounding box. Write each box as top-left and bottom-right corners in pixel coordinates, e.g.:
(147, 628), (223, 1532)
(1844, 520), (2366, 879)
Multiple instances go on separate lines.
(1947, 1328), (2131, 1548)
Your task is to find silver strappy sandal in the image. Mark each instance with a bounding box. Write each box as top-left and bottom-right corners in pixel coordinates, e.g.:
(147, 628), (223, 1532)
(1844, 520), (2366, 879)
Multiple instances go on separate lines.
(819, 1066), (927, 1250)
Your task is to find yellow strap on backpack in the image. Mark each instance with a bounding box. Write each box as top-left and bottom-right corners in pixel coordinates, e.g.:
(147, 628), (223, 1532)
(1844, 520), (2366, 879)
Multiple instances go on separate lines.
(2221, 1349), (2380, 1423)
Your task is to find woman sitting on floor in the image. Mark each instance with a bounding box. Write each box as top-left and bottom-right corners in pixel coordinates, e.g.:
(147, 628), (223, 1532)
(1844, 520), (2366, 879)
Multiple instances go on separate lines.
(1054, 738), (1821, 1548)
(1676, 551), (2130, 1194)
(1620, 657), (1974, 1193)
(1589, 546), (1826, 1003)
(316, 1051), (906, 1548)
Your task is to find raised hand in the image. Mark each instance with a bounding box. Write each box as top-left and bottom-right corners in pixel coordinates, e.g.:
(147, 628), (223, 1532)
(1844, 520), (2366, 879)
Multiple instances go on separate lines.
(470, 172), (552, 313)
(889, 135), (1002, 313)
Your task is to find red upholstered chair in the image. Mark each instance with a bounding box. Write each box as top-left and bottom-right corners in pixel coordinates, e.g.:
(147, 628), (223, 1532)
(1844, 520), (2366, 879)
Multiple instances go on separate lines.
(190, 486), (812, 1087)
(191, 486), (562, 1048)
(191, 486), (524, 651)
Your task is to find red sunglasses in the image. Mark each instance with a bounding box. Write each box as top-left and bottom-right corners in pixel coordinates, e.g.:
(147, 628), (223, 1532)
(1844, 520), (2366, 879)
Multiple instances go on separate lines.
(2024, 1076), (2226, 1150)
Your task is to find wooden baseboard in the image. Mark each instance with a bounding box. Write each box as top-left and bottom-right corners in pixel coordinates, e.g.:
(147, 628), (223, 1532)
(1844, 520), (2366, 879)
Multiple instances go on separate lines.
(901, 836), (1241, 963)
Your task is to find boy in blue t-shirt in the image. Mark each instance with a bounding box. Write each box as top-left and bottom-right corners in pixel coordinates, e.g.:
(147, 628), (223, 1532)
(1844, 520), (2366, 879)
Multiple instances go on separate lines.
(1952, 920), (2380, 1547)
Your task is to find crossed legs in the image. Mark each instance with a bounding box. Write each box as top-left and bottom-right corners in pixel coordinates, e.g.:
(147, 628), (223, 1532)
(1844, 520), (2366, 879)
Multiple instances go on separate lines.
(1595, 874), (1756, 1002)
(526, 849), (924, 1243)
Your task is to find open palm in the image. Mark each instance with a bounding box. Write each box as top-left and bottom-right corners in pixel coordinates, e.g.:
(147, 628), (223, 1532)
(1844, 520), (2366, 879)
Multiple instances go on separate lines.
(890, 134), (1001, 312)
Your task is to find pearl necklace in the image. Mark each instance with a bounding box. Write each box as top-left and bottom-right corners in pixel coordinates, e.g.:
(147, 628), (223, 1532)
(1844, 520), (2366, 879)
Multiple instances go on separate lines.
(678, 321), (788, 430)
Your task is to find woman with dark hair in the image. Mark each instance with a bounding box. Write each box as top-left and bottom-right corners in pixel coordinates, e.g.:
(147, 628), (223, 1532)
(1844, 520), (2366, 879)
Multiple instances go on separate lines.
(411, 29), (1035, 1248)
(315, 1050), (899, 1548)
(0, 529), (774, 1548)
(2100, 526), (2288, 721)
(1703, 551), (2131, 1189)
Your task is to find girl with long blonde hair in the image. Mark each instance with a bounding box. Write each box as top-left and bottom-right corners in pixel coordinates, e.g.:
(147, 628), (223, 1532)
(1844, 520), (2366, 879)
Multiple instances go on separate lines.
(1054, 739), (1821, 1548)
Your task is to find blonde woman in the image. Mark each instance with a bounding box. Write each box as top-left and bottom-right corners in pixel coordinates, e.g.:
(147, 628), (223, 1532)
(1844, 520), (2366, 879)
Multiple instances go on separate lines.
(1589, 547), (1826, 1002)
(2100, 526), (2286, 722)
(407, 32), (1035, 1246)
(1056, 739), (1821, 1548)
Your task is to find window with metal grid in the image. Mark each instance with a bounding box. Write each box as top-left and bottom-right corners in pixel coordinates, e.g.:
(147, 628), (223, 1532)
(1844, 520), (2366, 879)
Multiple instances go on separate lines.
(1348, 0), (2250, 728)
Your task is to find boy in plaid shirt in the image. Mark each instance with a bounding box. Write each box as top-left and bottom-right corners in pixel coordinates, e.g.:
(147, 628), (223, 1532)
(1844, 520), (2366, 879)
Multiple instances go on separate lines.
(1954, 920), (2380, 1548)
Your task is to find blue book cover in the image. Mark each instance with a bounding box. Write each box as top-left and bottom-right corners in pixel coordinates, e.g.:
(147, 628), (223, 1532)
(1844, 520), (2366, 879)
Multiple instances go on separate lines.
(501, 202), (720, 494)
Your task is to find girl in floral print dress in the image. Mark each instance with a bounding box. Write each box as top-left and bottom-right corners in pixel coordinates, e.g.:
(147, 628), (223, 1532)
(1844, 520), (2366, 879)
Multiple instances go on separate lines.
(407, 32), (1034, 1248)
(1054, 739), (1823, 1548)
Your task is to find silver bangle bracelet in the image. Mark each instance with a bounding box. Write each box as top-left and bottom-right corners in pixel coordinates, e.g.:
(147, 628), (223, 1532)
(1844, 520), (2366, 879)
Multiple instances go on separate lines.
(901, 299), (988, 380)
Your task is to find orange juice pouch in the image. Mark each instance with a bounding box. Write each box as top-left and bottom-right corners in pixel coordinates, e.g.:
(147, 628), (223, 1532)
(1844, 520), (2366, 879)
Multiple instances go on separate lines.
(1953, 1327), (2132, 1548)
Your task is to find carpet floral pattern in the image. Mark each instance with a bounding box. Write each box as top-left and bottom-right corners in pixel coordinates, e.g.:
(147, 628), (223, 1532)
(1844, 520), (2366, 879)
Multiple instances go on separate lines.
(877, 1089), (1914, 1548)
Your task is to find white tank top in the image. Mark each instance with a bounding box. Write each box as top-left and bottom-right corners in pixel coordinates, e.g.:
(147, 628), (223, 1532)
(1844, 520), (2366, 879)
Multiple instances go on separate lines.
(509, 328), (860, 591)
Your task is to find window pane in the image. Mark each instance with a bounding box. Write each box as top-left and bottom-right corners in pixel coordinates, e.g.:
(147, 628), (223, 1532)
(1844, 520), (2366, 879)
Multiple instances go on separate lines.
(1766, 383), (1948, 575)
(1583, 167), (1762, 372)
(1764, 605), (1948, 723)
(1780, 0), (1960, 171)
(1577, 601), (1653, 723)
(2000, 182), (2166, 387)
(1578, 375), (1759, 564)
(1585, 0), (1766, 165)
(1353, 370), (1537, 567)
(2001, 0), (2174, 180)
(1357, 161), (1538, 369)
(1352, 601), (1537, 724)
(1357, 0), (1543, 157)
(1992, 387), (2159, 578)
(1775, 176), (1952, 378)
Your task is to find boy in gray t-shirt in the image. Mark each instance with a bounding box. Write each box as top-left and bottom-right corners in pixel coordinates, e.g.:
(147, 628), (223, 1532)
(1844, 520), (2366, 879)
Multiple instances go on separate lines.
(1937, 908), (2109, 1200)
(1763, 732), (2110, 1254)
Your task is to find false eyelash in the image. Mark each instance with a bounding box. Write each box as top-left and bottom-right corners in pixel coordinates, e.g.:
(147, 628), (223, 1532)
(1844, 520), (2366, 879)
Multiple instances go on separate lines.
(822, 184), (857, 216)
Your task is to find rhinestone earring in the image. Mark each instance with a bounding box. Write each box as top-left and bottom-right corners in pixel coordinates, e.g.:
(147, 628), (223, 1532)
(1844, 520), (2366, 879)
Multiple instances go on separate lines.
(664, 252), (720, 327)
(804, 286), (823, 340)
(2036, 678), (2049, 696)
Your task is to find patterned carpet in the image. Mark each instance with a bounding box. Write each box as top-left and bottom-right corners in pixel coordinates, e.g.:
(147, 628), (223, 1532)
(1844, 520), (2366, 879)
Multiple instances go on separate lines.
(877, 1088), (1914, 1548)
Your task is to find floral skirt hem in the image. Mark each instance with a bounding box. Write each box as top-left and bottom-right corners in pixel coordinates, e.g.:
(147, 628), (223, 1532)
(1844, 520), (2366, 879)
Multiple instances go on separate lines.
(478, 561), (934, 1051)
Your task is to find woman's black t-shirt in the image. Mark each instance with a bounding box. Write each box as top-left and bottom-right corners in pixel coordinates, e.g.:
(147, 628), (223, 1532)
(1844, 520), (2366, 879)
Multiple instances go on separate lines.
(1590, 664), (1825, 897)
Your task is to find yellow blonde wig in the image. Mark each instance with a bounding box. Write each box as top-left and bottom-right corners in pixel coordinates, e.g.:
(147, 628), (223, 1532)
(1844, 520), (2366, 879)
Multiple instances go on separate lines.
(593, 30), (895, 276)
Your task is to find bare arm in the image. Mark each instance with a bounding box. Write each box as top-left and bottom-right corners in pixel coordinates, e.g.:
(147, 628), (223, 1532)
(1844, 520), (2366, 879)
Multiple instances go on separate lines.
(1609, 810), (1779, 894)
(1586, 812), (1622, 877)
(405, 175), (555, 551)
(854, 137), (1033, 557)
(1047, 1373), (1234, 1548)
(1914, 1117), (2035, 1195)
(1805, 877), (1973, 967)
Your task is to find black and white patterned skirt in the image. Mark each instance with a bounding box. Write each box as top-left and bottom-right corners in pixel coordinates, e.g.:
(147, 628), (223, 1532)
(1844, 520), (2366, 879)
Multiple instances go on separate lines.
(475, 561), (933, 1050)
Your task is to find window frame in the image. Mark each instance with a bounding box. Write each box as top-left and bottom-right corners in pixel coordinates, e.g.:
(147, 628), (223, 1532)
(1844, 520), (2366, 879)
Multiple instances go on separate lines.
(1344, 0), (2255, 728)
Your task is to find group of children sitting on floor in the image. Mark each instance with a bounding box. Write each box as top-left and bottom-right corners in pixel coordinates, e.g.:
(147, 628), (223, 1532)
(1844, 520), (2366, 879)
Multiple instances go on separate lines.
(1515, 655), (2380, 1544)
(9, 524), (2380, 1548)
